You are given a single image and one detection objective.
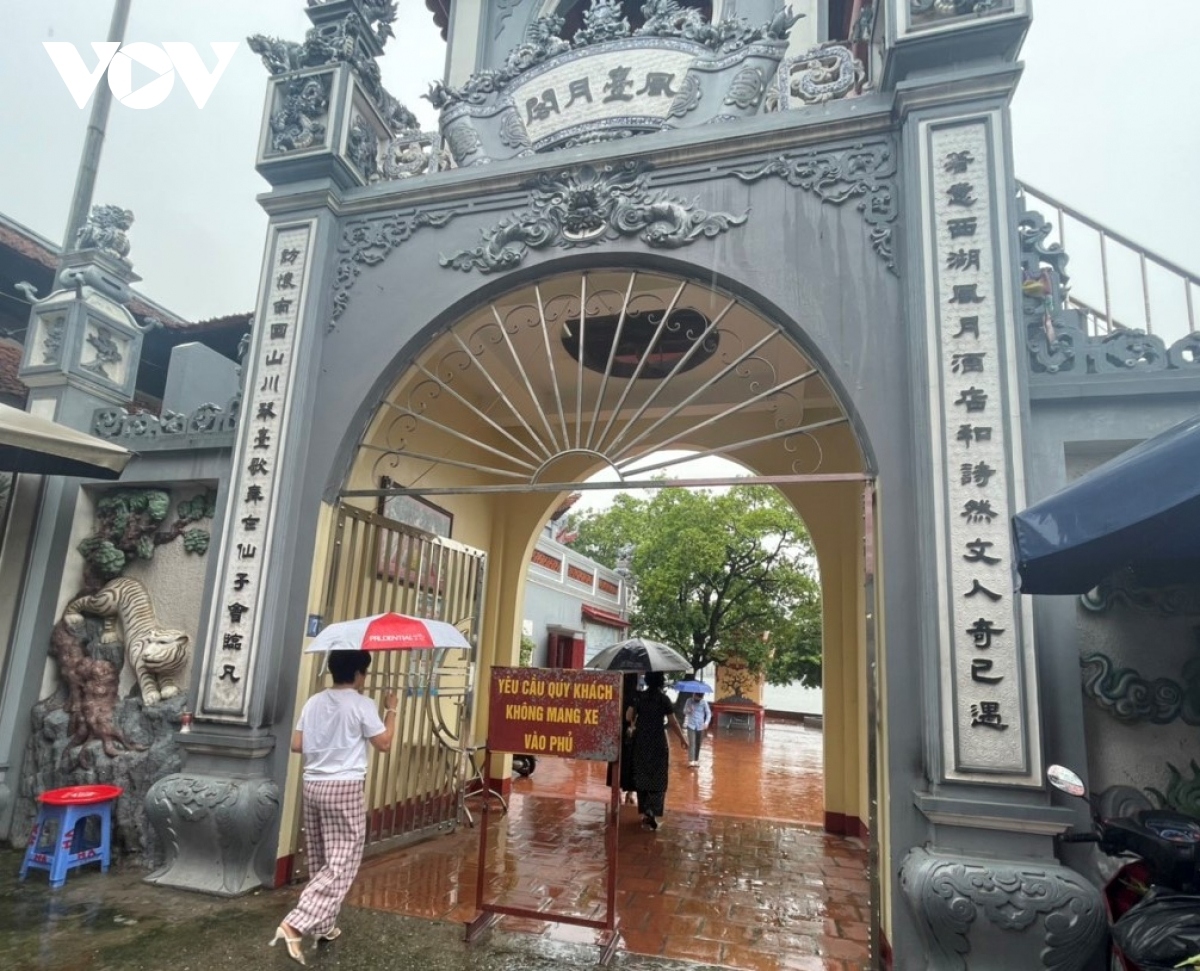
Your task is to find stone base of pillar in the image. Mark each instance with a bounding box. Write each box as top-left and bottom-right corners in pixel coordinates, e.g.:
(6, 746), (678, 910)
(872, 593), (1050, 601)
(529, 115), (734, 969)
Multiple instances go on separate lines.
(144, 773), (280, 897)
(900, 846), (1106, 970)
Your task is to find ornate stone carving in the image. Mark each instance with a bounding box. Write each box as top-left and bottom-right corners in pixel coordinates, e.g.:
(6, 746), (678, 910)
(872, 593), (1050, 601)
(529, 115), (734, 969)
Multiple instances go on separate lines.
(443, 119), (483, 164)
(429, 0), (801, 113)
(724, 67), (765, 110)
(69, 578), (192, 707)
(667, 72), (702, 117)
(574, 0), (631, 45)
(1148, 761), (1200, 818)
(910, 0), (1014, 25)
(776, 43), (865, 107)
(249, 0), (397, 90)
(1080, 650), (1200, 727)
(75, 205), (133, 261)
(92, 396), (241, 444)
(438, 160), (748, 274)
(145, 774), (280, 896)
(499, 108), (533, 150)
(80, 324), (123, 379)
(1080, 572), (1200, 617)
(732, 141), (899, 274)
(49, 609), (143, 760)
(41, 315), (65, 364)
(331, 209), (458, 323)
(375, 133), (435, 181)
(250, 0), (425, 168)
(268, 73), (331, 153)
(1019, 198), (1200, 379)
(901, 848), (1106, 971)
(347, 113), (379, 180)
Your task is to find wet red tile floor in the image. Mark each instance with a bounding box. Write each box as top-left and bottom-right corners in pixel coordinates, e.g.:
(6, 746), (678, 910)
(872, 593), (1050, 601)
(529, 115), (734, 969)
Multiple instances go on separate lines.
(348, 718), (872, 970)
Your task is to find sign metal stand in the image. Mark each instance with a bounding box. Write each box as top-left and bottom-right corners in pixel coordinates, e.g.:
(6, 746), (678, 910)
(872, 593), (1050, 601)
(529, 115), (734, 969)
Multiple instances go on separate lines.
(465, 667), (625, 964)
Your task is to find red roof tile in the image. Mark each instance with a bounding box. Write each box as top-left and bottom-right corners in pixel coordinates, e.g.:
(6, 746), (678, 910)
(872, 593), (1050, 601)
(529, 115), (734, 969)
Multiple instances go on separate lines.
(0, 338), (28, 402)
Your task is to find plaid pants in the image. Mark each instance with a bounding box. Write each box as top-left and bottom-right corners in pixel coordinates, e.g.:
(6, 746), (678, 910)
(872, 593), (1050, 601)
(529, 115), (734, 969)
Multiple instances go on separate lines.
(285, 780), (367, 937)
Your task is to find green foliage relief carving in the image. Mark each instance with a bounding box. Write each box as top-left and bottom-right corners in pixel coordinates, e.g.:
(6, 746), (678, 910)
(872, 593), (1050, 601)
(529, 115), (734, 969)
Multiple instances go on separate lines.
(77, 488), (217, 591)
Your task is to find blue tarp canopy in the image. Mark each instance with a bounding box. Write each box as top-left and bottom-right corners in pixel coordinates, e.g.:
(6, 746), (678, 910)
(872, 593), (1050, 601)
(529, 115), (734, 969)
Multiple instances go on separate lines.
(1011, 413), (1200, 595)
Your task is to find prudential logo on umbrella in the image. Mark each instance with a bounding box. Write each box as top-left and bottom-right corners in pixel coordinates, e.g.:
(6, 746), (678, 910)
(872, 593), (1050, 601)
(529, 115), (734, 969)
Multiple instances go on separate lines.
(304, 613), (471, 653)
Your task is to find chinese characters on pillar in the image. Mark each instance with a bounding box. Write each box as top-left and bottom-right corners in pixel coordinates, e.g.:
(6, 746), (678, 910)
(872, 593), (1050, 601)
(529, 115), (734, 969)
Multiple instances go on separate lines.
(512, 48), (695, 147)
(200, 225), (312, 719)
(927, 121), (1033, 779)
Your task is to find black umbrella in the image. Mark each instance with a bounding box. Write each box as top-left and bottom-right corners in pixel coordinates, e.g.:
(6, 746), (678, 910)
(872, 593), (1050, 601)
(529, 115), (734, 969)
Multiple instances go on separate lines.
(585, 637), (691, 673)
(1012, 413), (1200, 594)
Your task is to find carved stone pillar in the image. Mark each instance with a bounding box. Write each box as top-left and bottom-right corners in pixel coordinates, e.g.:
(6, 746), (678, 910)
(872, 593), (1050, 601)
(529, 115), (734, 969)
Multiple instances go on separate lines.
(154, 0), (424, 895)
(145, 773), (280, 896)
(886, 5), (1103, 962)
(900, 848), (1105, 970)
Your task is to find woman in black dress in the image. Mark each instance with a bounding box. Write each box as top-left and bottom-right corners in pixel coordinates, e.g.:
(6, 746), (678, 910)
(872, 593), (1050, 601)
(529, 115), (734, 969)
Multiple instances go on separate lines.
(606, 673), (640, 803)
(628, 672), (687, 829)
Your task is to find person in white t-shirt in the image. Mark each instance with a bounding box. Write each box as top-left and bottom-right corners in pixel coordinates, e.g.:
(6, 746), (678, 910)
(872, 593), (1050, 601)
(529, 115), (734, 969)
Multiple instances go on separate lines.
(271, 649), (396, 964)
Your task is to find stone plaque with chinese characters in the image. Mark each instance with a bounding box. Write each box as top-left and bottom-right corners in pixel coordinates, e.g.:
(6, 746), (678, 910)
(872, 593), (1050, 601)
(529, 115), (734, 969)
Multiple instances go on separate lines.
(921, 117), (1040, 784)
(436, 34), (789, 165)
(513, 48), (696, 147)
(198, 223), (313, 721)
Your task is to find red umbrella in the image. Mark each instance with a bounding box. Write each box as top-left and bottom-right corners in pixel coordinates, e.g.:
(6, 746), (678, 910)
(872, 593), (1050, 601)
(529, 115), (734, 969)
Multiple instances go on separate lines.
(303, 612), (470, 652)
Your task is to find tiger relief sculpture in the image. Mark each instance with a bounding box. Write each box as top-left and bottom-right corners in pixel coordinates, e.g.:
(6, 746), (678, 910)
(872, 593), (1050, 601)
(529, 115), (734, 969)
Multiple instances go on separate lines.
(67, 577), (192, 706)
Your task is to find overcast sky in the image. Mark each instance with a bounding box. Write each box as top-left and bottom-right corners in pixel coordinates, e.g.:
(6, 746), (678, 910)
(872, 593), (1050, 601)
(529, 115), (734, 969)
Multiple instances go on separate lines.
(1, 0), (1195, 329)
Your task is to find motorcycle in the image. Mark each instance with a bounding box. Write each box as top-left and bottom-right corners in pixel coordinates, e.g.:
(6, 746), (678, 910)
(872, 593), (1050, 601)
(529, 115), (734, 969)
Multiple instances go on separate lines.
(1048, 764), (1200, 970)
(512, 754), (536, 777)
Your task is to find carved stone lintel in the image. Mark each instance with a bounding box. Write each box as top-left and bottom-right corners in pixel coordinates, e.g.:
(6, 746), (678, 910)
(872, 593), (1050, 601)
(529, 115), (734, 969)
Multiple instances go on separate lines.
(733, 141), (899, 274)
(145, 773), (280, 896)
(900, 847), (1105, 971)
(439, 160), (747, 274)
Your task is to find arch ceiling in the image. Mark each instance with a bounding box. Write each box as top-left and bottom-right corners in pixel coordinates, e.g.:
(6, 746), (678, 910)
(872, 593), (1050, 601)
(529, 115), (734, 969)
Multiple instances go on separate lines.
(353, 269), (858, 496)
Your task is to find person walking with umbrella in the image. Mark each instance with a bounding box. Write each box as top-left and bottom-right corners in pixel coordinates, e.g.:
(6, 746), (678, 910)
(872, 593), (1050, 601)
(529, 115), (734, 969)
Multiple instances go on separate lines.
(677, 681), (713, 767)
(628, 671), (687, 830)
(271, 648), (397, 964)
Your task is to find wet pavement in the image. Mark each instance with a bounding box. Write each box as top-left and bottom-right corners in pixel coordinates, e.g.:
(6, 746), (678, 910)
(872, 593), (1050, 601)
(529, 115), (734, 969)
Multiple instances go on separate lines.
(0, 851), (719, 971)
(350, 718), (871, 970)
(1, 718), (871, 971)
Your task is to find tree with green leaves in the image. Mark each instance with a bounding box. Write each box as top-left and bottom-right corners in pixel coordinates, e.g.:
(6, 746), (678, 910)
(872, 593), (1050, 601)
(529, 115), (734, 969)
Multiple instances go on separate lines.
(77, 488), (216, 592)
(567, 484), (822, 686)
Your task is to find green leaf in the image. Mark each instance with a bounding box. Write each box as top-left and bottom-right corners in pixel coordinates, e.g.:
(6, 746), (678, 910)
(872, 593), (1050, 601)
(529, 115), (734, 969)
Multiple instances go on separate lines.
(571, 484), (821, 679)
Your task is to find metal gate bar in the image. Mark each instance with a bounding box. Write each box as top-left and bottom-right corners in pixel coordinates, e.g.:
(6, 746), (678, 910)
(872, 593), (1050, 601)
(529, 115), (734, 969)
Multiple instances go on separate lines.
(292, 504), (486, 874)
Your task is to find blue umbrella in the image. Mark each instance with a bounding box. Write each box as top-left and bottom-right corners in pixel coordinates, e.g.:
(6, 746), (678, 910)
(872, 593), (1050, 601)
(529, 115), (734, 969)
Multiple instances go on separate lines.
(672, 680), (713, 694)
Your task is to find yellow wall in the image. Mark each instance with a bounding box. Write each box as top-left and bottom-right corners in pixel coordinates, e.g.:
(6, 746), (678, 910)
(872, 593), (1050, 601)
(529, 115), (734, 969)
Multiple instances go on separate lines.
(275, 500), (335, 861)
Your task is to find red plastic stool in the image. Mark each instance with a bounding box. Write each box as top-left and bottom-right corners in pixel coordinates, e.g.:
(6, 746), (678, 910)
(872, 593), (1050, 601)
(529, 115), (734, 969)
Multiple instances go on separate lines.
(20, 784), (122, 888)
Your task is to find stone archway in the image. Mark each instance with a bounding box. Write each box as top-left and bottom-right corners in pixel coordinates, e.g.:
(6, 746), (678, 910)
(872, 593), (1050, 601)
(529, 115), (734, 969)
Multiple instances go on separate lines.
(332, 264), (878, 850)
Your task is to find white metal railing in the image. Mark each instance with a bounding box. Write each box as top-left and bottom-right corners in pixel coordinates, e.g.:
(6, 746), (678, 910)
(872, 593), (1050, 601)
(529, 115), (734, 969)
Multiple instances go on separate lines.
(1018, 182), (1200, 345)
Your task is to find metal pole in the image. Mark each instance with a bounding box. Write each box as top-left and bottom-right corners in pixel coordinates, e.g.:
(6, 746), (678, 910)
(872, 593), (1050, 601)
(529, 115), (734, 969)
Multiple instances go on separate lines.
(61, 0), (132, 254)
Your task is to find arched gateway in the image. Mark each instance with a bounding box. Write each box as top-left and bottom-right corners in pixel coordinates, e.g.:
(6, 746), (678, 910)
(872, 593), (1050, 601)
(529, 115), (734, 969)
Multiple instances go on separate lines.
(19, 1), (1114, 967)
